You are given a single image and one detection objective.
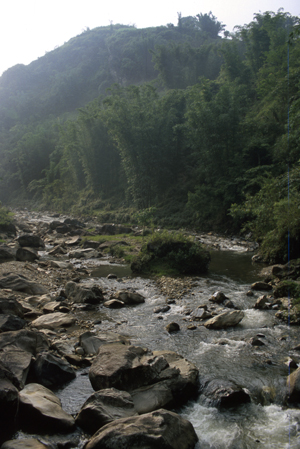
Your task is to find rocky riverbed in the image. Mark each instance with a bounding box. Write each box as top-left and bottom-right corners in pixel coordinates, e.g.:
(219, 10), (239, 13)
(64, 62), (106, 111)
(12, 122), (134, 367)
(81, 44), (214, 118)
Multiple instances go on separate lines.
(0, 209), (300, 448)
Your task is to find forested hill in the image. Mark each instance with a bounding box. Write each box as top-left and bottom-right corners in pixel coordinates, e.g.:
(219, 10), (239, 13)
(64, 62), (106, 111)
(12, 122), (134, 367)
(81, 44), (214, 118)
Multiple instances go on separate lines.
(0, 10), (300, 263)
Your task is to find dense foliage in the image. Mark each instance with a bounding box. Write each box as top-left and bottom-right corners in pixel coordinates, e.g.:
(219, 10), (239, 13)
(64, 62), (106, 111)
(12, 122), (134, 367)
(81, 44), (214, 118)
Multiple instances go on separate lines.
(0, 10), (299, 262)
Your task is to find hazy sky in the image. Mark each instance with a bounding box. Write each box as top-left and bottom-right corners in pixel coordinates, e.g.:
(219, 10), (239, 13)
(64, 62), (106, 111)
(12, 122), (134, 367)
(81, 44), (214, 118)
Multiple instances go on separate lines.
(0, 0), (299, 76)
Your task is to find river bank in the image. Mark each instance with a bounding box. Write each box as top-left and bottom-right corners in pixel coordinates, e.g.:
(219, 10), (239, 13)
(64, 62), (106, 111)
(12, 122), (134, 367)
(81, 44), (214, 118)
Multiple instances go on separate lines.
(0, 209), (300, 448)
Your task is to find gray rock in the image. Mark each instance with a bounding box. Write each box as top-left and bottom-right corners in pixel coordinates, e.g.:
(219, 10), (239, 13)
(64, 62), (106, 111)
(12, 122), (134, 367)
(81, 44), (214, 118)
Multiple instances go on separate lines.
(131, 381), (174, 414)
(199, 377), (251, 408)
(65, 281), (103, 304)
(104, 299), (125, 308)
(76, 388), (137, 434)
(0, 297), (24, 317)
(204, 310), (244, 329)
(0, 314), (26, 332)
(16, 247), (39, 262)
(30, 312), (76, 330)
(209, 291), (228, 303)
(0, 246), (16, 262)
(251, 281), (273, 291)
(68, 248), (99, 259)
(0, 329), (49, 356)
(17, 235), (45, 249)
(0, 274), (47, 295)
(32, 352), (76, 388)
(79, 331), (130, 356)
(254, 295), (269, 309)
(114, 290), (145, 305)
(153, 305), (170, 314)
(85, 408), (198, 449)
(166, 322), (180, 333)
(0, 349), (32, 389)
(287, 366), (300, 403)
(191, 307), (211, 321)
(0, 379), (19, 444)
(19, 383), (75, 432)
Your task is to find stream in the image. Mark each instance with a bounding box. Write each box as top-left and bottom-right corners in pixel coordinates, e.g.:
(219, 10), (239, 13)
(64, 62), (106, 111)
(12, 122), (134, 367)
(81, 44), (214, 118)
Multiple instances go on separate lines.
(52, 249), (300, 448)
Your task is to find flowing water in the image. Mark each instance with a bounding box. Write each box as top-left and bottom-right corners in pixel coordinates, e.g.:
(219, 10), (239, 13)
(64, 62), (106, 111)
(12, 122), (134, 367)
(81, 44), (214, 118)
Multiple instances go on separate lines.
(52, 249), (300, 448)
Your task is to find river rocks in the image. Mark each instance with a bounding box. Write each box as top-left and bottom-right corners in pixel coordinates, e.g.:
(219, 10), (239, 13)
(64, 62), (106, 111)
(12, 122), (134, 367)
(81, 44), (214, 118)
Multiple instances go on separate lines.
(191, 306), (211, 321)
(286, 366), (300, 403)
(0, 378), (19, 444)
(19, 383), (75, 432)
(79, 331), (130, 356)
(209, 291), (228, 304)
(0, 274), (47, 295)
(199, 377), (251, 408)
(68, 248), (99, 259)
(0, 314), (26, 332)
(32, 352), (76, 388)
(103, 299), (124, 308)
(0, 297), (23, 318)
(0, 329), (49, 355)
(17, 235), (45, 249)
(114, 290), (145, 305)
(166, 322), (180, 333)
(0, 349), (32, 389)
(85, 408), (198, 449)
(251, 281), (273, 291)
(16, 247), (39, 262)
(254, 295), (269, 309)
(1, 438), (53, 449)
(204, 310), (244, 329)
(0, 246), (16, 262)
(65, 281), (104, 304)
(30, 312), (76, 330)
(76, 388), (137, 434)
(89, 344), (199, 409)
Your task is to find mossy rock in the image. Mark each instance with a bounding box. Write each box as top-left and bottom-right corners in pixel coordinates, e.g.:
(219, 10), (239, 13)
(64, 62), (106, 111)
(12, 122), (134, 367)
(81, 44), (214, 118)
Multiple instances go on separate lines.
(131, 233), (210, 276)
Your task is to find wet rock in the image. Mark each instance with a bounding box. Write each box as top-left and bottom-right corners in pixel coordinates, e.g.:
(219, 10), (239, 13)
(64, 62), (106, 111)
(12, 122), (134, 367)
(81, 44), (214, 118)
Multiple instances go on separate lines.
(251, 281), (272, 291)
(32, 352), (76, 388)
(85, 409), (198, 449)
(1, 438), (53, 449)
(0, 314), (26, 332)
(199, 377), (251, 408)
(166, 322), (180, 333)
(65, 281), (104, 304)
(89, 344), (198, 408)
(76, 388), (137, 434)
(107, 273), (117, 279)
(0, 349), (32, 389)
(30, 312), (76, 330)
(19, 383), (75, 432)
(153, 305), (170, 314)
(68, 248), (99, 259)
(114, 290), (145, 305)
(248, 337), (265, 347)
(0, 246), (16, 262)
(204, 310), (244, 329)
(16, 247), (39, 262)
(209, 291), (228, 304)
(0, 274), (47, 295)
(254, 295), (269, 309)
(17, 235), (45, 249)
(131, 381), (174, 414)
(191, 306), (211, 321)
(287, 367), (300, 403)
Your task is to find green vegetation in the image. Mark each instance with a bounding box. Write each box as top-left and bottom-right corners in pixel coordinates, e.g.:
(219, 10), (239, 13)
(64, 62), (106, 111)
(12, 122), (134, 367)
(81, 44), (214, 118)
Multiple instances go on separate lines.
(131, 232), (211, 276)
(0, 10), (299, 263)
(0, 204), (14, 226)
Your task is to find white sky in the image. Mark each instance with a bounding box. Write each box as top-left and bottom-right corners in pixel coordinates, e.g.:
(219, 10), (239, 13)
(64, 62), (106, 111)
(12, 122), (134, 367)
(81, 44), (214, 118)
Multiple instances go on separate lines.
(0, 0), (299, 76)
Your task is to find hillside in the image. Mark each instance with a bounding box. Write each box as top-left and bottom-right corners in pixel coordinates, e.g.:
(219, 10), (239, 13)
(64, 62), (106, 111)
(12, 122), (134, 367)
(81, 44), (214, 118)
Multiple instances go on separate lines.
(0, 10), (300, 262)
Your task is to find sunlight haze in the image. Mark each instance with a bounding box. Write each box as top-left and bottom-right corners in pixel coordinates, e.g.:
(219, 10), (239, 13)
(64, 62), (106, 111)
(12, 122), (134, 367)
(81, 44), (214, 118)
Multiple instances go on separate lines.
(0, 0), (299, 76)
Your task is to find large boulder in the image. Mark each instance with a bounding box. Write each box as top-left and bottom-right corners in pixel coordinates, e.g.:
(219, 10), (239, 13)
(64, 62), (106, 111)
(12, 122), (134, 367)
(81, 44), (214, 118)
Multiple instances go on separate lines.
(0, 349), (32, 389)
(89, 344), (199, 411)
(204, 310), (244, 329)
(0, 297), (24, 317)
(0, 329), (49, 356)
(19, 383), (75, 432)
(65, 281), (104, 304)
(76, 388), (137, 434)
(0, 379), (19, 445)
(17, 235), (45, 249)
(16, 247), (39, 262)
(32, 352), (76, 388)
(0, 246), (16, 262)
(0, 314), (26, 332)
(85, 409), (198, 449)
(1, 438), (53, 449)
(0, 274), (47, 295)
(30, 312), (76, 330)
(199, 377), (251, 408)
